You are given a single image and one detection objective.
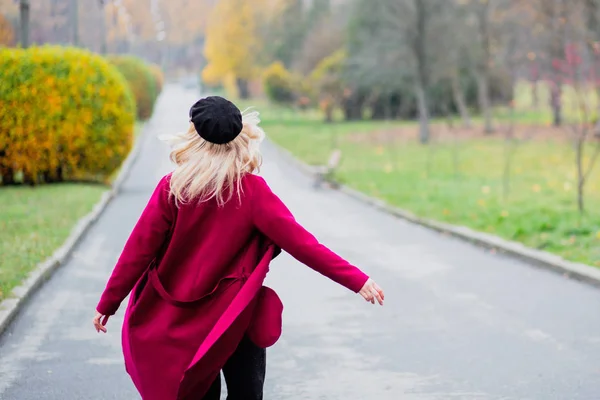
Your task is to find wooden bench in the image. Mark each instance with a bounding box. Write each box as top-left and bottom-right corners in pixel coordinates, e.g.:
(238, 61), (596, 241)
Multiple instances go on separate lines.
(313, 149), (342, 189)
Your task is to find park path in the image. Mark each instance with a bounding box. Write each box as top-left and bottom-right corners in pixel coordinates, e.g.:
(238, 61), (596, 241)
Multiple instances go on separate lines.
(1, 85), (600, 400)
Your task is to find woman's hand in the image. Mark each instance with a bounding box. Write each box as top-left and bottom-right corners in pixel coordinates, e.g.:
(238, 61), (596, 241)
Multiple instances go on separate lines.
(359, 278), (384, 305)
(93, 311), (109, 333)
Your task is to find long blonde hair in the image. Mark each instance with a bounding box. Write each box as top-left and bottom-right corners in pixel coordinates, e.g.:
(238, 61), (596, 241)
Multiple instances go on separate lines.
(161, 109), (265, 206)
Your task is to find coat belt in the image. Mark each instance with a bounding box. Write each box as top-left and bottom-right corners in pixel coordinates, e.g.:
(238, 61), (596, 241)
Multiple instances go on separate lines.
(148, 268), (246, 308)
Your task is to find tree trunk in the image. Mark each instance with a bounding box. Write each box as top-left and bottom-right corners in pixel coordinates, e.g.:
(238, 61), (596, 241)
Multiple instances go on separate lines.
(22, 171), (35, 186)
(502, 145), (514, 202)
(413, 0), (429, 144)
(595, 87), (600, 136)
(371, 95), (387, 120)
(578, 175), (585, 215)
(550, 83), (562, 127)
(343, 102), (362, 120)
(576, 138), (585, 214)
(343, 92), (365, 121)
(236, 78), (250, 99)
(1, 167), (15, 185)
(476, 1), (493, 134)
(476, 73), (493, 133)
(324, 105), (333, 123)
(452, 133), (460, 179)
(531, 81), (539, 109)
(415, 84), (430, 144)
(451, 72), (471, 128)
(42, 165), (63, 183)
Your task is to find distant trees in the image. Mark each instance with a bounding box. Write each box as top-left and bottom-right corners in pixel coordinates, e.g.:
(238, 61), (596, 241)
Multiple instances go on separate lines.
(195, 0), (600, 140)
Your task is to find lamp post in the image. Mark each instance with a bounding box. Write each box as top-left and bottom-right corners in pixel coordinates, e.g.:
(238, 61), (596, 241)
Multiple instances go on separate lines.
(66, 0), (80, 46)
(19, 0), (30, 48)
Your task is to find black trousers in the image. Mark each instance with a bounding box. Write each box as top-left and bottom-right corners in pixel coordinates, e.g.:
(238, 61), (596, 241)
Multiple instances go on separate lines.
(202, 336), (266, 400)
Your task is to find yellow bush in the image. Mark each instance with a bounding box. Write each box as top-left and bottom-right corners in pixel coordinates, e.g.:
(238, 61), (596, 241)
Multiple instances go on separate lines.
(309, 49), (347, 99)
(108, 55), (158, 120)
(0, 46), (136, 185)
(262, 62), (299, 104)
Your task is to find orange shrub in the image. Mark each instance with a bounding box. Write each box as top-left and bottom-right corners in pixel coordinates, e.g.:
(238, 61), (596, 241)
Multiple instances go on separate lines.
(108, 55), (158, 120)
(0, 46), (136, 184)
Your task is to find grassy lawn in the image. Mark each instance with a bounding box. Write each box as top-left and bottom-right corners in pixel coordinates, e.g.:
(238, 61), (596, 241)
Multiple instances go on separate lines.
(0, 124), (142, 302)
(0, 184), (108, 300)
(247, 99), (600, 268)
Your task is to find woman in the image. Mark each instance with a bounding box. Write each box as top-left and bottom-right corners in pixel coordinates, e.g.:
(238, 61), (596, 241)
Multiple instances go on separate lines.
(93, 96), (384, 400)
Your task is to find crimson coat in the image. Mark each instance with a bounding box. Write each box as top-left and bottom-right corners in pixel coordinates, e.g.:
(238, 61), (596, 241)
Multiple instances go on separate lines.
(96, 174), (369, 399)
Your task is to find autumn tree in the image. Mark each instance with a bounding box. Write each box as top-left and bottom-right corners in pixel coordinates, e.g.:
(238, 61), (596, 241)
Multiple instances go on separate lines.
(293, 2), (345, 75)
(202, 0), (267, 98)
(0, 13), (14, 46)
(526, 0), (576, 127)
(268, 0), (306, 67)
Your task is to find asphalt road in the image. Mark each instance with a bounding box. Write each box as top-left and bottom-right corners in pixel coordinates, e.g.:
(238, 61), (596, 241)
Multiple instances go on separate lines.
(1, 85), (600, 400)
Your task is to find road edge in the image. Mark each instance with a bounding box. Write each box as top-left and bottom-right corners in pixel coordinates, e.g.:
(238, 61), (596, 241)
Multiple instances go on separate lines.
(269, 140), (600, 288)
(0, 126), (145, 337)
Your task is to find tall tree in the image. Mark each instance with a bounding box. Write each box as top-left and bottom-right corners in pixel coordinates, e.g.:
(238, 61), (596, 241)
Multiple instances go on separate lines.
(434, 2), (473, 128)
(294, 4), (346, 75)
(202, 0), (265, 98)
(470, 0), (495, 133)
(0, 12), (15, 47)
(269, 0), (306, 67)
(379, 0), (449, 143)
(527, 0), (573, 127)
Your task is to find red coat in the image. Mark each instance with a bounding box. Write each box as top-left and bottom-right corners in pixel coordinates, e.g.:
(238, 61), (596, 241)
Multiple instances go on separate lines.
(96, 174), (369, 400)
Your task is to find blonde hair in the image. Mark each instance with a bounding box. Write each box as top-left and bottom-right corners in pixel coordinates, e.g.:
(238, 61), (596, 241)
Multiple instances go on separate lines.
(161, 109), (265, 206)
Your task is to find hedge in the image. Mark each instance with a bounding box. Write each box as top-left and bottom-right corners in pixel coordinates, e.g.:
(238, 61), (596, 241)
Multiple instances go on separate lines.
(108, 55), (158, 120)
(0, 46), (136, 185)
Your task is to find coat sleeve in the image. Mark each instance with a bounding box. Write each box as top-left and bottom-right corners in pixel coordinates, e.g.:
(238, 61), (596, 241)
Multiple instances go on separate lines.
(96, 175), (174, 316)
(251, 176), (369, 293)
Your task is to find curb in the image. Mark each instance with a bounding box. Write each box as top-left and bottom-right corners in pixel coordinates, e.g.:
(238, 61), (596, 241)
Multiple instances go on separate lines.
(0, 127), (145, 337)
(270, 140), (600, 288)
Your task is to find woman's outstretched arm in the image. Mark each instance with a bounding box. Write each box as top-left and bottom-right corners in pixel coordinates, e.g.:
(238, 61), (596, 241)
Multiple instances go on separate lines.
(251, 175), (381, 300)
(96, 175), (175, 317)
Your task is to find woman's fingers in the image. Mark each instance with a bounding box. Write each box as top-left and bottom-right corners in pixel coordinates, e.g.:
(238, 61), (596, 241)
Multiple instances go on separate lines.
(93, 313), (108, 333)
(361, 289), (375, 303)
(360, 282), (384, 306)
(360, 290), (372, 302)
(371, 287), (384, 305)
(373, 282), (385, 301)
(359, 279), (384, 305)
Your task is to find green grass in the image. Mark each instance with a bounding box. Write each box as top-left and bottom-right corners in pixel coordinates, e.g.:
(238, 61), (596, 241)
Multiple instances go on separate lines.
(0, 184), (107, 300)
(253, 100), (600, 268)
(0, 123), (141, 302)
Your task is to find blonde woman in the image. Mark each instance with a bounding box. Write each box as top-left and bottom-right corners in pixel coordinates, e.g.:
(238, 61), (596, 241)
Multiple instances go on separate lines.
(93, 96), (384, 400)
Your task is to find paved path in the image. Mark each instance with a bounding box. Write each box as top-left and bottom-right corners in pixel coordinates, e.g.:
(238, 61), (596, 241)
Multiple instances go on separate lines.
(2, 85), (600, 400)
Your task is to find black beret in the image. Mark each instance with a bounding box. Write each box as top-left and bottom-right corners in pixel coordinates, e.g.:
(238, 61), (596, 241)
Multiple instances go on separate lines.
(189, 96), (243, 145)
